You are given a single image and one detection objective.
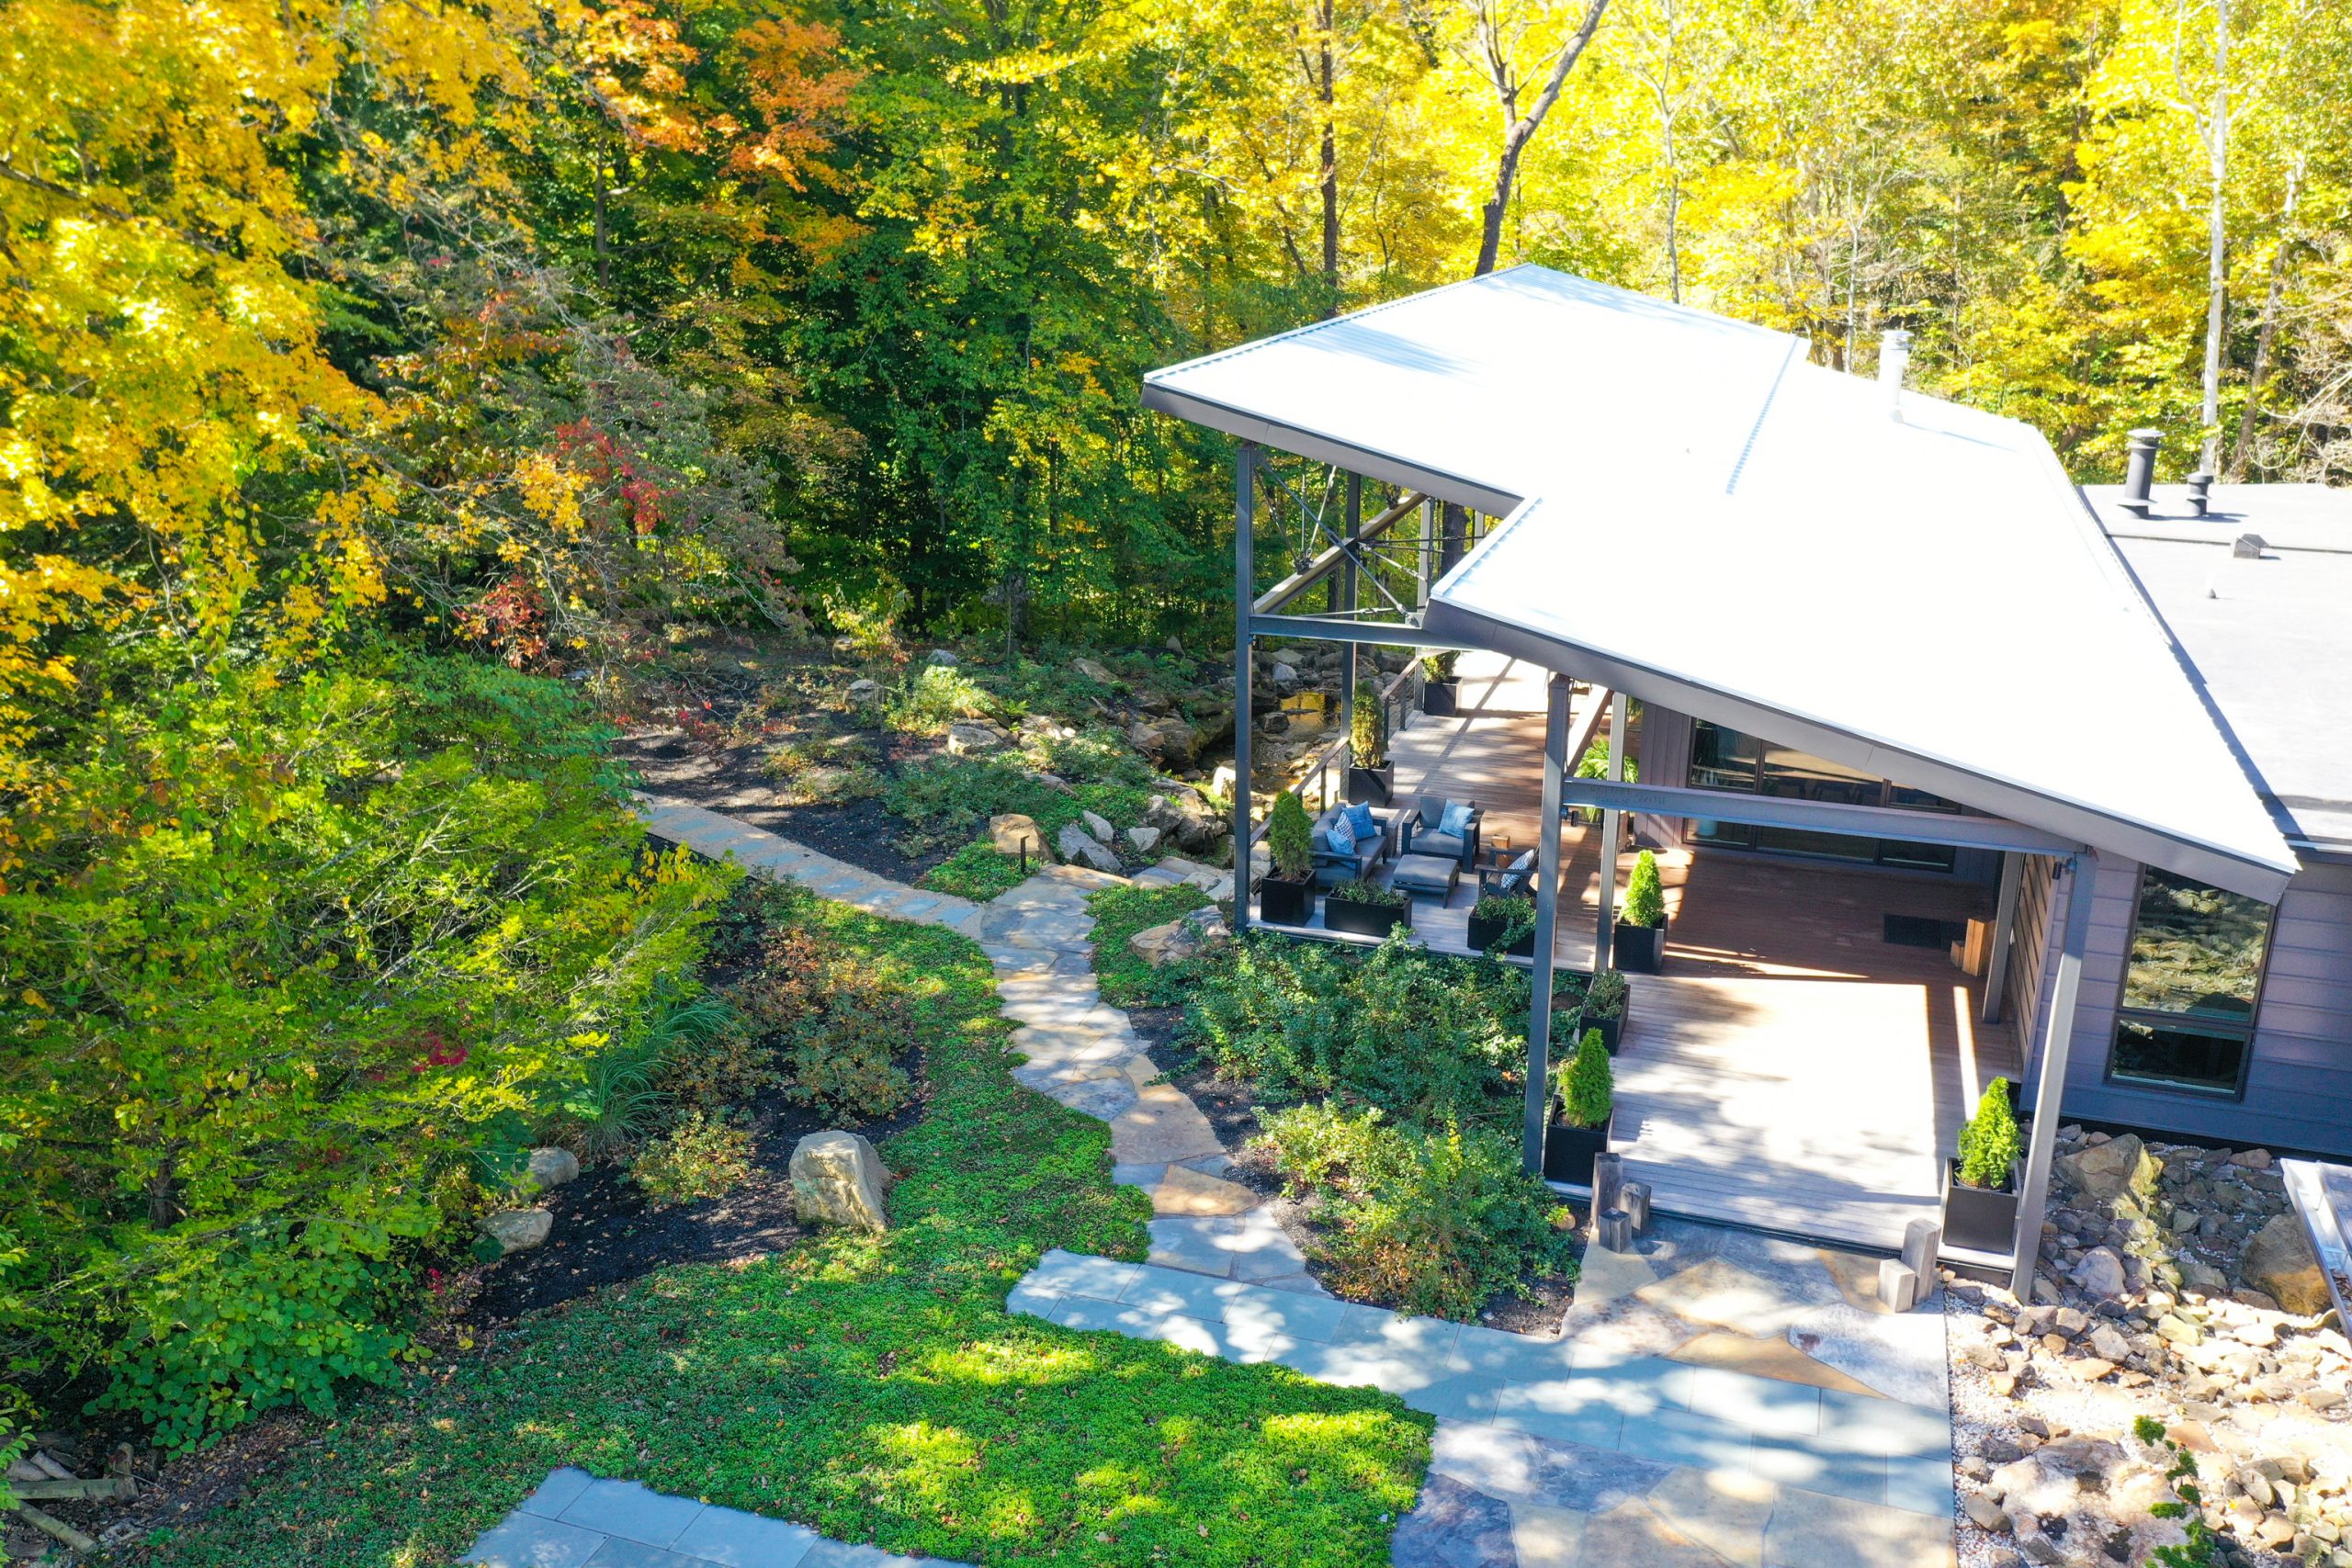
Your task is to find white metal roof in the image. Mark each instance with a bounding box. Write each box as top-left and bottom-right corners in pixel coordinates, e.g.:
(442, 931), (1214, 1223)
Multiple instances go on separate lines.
(1142, 266), (2299, 901)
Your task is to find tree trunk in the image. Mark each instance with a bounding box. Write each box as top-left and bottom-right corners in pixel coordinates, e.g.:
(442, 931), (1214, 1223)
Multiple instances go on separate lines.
(2199, 0), (2230, 473)
(2230, 163), (2301, 479)
(1318, 0), (1339, 312)
(1473, 0), (1613, 276)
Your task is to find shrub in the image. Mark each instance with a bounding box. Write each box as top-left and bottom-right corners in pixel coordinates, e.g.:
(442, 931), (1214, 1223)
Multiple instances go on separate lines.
(1956, 1078), (2021, 1190)
(1471, 893), (1536, 948)
(1257, 1105), (1574, 1321)
(1583, 968), (1628, 1019)
(1420, 649), (1459, 680)
(1557, 1028), (1612, 1129)
(1351, 679), (1387, 769)
(888, 663), (994, 733)
(1331, 877), (1406, 908)
(630, 1111), (755, 1207)
(783, 976), (914, 1121)
(1190, 935), (1529, 1127)
(921, 840), (1027, 901)
(1575, 737), (1636, 784)
(1622, 849), (1667, 929)
(1267, 791), (1315, 882)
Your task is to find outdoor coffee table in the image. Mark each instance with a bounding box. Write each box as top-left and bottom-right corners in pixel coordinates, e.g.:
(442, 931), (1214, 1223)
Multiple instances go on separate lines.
(1389, 852), (1462, 901)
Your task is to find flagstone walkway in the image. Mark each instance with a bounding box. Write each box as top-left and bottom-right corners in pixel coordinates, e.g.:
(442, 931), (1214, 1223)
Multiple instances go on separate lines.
(466, 797), (1960, 1568)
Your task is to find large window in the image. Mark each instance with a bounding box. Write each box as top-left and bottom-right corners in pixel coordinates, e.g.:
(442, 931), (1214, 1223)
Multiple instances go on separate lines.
(1688, 720), (1961, 872)
(2107, 866), (2274, 1098)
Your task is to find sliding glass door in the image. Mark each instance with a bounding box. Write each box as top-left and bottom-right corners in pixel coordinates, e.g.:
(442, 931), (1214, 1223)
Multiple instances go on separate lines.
(1687, 720), (1962, 872)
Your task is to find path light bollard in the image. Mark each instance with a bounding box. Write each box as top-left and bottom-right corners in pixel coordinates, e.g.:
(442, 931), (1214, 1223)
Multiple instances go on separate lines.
(1590, 1152), (1624, 1226)
(1598, 1208), (1634, 1253)
(1621, 1180), (1652, 1234)
(1021, 836), (1031, 876)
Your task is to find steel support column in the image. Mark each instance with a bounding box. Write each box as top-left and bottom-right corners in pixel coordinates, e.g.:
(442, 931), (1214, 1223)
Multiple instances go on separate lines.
(1341, 474), (1362, 770)
(2008, 852), (2093, 1292)
(1983, 851), (2023, 1024)
(1233, 444), (1257, 936)
(1523, 672), (1574, 1175)
(1593, 691), (1630, 970)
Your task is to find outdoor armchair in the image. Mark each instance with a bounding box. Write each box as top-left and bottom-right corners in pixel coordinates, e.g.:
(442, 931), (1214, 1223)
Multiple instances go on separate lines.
(1476, 848), (1538, 899)
(1400, 795), (1482, 868)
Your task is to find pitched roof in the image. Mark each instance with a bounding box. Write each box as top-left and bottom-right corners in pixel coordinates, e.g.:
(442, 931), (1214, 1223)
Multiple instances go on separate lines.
(1143, 266), (2299, 900)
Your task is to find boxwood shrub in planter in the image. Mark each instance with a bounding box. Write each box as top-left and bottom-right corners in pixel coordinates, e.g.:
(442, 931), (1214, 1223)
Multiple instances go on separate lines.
(1466, 893), (1536, 956)
(1578, 968), (1631, 1053)
(1420, 651), (1461, 716)
(1543, 1028), (1615, 1184)
(1261, 792), (1317, 927)
(1613, 848), (1668, 973)
(1942, 1077), (2022, 1254)
(1326, 877), (1411, 938)
(1348, 678), (1394, 805)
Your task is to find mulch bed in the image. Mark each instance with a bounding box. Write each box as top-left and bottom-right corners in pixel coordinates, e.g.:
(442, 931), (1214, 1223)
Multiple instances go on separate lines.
(470, 1077), (925, 1322)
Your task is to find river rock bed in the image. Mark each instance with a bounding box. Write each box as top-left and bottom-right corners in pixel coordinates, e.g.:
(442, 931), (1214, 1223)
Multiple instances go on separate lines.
(1947, 1127), (2351, 1568)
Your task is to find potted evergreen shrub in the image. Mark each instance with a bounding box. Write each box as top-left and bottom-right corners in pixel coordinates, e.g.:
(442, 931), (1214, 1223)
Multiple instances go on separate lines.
(1325, 876), (1412, 938)
(1347, 678), (1393, 805)
(1420, 650), (1461, 716)
(1543, 1028), (1615, 1183)
(1466, 892), (1536, 956)
(1613, 849), (1668, 972)
(1578, 968), (1631, 1053)
(1260, 792), (1317, 926)
(1941, 1077), (2022, 1254)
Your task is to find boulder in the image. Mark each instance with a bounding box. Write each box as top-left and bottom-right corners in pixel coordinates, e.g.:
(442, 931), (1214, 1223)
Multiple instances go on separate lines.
(481, 1208), (553, 1256)
(1057, 822), (1122, 874)
(1269, 662), (1300, 690)
(989, 813), (1051, 860)
(788, 1131), (892, 1232)
(1128, 908), (1228, 967)
(2178, 1258), (2230, 1297)
(946, 720), (1009, 755)
(1988, 1438), (2183, 1568)
(1080, 809), (1114, 843)
(527, 1146), (581, 1189)
(2240, 1213), (2327, 1314)
(1125, 825), (1162, 855)
(2071, 1246), (2128, 1299)
(845, 677), (883, 705)
(924, 648), (958, 666)
(1144, 790), (1220, 852)
(1129, 718), (1202, 768)
(2055, 1134), (2155, 1201)
(1073, 657), (1115, 683)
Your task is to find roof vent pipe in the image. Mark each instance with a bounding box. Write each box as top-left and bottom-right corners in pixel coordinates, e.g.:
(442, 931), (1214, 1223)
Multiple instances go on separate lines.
(2121, 428), (2163, 516)
(1879, 329), (1912, 420)
(2186, 470), (2214, 517)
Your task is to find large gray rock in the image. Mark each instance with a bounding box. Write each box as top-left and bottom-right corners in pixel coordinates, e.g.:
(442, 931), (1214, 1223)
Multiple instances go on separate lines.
(844, 677), (883, 705)
(1057, 822), (1122, 874)
(481, 1208), (553, 1256)
(2240, 1213), (2327, 1314)
(924, 648), (958, 666)
(2071, 1246), (2127, 1299)
(2055, 1134), (2155, 1201)
(788, 1131), (892, 1232)
(946, 720), (1008, 755)
(1072, 657), (1115, 683)
(1143, 789), (1220, 852)
(1128, 908), (1228, 967)
(1988, 1438), (2183, 1567)
(1080, 809), (1114, 843)
(1125, 825), (1162, 855)
(989, 812), (1051, 860)
(527, 1146), (581, 1189)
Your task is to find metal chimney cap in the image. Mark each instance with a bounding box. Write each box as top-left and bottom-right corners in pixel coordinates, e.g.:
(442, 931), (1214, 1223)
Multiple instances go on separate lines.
(2128, 428), (2165, 445)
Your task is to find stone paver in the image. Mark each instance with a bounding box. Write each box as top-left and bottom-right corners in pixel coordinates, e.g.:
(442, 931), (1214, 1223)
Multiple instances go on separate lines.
(465, 1469), (958, 1568)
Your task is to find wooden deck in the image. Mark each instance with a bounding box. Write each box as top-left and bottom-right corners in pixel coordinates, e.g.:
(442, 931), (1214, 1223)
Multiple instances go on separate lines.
(1283, 651), (2024, 1252)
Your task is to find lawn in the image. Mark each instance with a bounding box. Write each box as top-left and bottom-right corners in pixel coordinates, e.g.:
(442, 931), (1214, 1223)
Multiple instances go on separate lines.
(141, 897), (1430, 1566)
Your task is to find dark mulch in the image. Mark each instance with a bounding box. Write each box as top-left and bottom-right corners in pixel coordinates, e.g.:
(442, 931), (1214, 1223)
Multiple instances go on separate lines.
(618, 725), (944, 886)
(1138, 1010), (1577, 1336)
(472, 1075), (926, 1321)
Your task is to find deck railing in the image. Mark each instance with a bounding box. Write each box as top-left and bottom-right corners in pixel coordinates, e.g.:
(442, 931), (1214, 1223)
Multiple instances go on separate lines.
(1248, 661), (1420, 845)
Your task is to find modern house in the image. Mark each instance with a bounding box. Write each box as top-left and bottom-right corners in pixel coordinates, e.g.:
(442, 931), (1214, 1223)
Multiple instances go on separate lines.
(1140, 265), (2350, 1287)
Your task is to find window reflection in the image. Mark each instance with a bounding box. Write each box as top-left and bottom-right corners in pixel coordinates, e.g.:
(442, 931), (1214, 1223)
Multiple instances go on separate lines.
(2109, 866), (2272, 1097)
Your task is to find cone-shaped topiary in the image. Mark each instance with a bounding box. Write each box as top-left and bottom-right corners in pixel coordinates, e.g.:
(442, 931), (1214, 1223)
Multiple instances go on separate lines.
(1267, 790), (1315, 883)
(1351, 678), (1387, 770)
(1558, 1028), (1613, 1130)
(1622, 849), (1666, 929)
(1956, 1077), (2021, 1190)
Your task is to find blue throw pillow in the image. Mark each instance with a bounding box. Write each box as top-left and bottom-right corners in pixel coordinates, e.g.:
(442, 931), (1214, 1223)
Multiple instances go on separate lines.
(1344, 802), (1378, 839)
(1327, 812), (1357, 854)
(1440, 801), (1474, 837)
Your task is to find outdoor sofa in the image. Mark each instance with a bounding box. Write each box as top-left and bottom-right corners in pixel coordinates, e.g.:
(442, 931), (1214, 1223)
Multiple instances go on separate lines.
(1310, 803), (1400, 888)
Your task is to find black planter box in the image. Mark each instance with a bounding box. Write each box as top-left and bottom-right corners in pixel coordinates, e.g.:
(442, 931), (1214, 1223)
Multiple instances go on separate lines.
(1327, 893), (1411, 938)
(1260, 874), (1316, 927)
(1422, 679), (1460, 716)
(1941, 1158), (2020, 1255)
(1467, 911), (1535, 956)
(1613, 919), (1667, 973)
(1348, 764), (1394, 806)
(1578, 1000), (1626, 1054)
(1543, 1108), (1615, 1185)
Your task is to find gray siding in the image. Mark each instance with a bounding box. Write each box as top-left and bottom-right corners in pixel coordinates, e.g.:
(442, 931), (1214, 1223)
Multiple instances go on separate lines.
(2025, 853), (2352, 1157)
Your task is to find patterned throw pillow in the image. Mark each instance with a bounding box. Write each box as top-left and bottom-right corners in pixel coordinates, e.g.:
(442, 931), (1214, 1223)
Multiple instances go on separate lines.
(1439, 801), (1474, 837)
(1327, 811), (1357, 854)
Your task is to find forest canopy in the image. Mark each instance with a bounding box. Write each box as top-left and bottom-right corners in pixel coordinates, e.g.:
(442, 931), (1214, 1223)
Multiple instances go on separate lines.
(2, 0), (2347, 1451)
